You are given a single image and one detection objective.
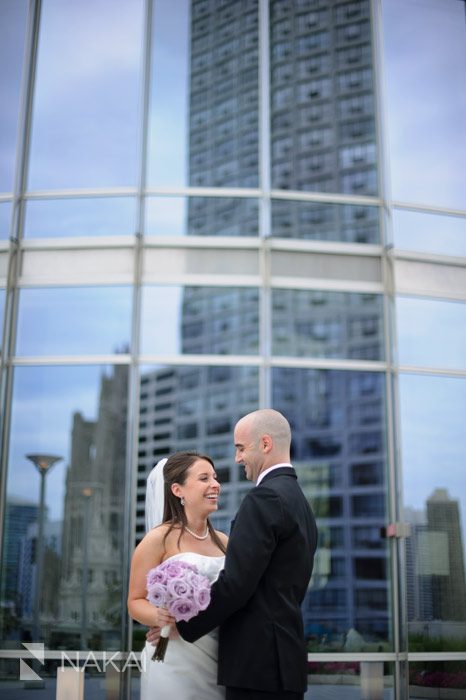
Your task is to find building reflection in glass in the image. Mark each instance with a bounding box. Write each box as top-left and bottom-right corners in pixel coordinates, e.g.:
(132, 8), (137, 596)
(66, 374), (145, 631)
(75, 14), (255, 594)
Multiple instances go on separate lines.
(273, 368), (389, 648)
(406, 490), (466, 636)
(0, 365), (128, 649)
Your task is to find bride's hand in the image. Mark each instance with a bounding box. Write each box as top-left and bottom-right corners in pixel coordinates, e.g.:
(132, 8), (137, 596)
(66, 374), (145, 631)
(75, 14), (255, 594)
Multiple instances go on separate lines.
(154, 607), (175, 629)
(146, 626), (160, 646)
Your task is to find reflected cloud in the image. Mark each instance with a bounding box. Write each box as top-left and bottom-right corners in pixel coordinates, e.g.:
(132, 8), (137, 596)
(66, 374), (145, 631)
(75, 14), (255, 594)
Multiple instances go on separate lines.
(383, 0), (466, 209)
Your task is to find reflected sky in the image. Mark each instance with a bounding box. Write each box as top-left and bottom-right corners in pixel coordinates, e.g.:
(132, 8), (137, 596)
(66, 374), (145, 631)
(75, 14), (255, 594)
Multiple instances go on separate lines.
(28, 0), (144, 189)
(8, 365), (115, 520)
(0, 202), (11, 240)
(399, 373), (466, 548)
(393, 208), (466, 257)
(0, 0), (28, 193)
(24, 197), (137, 238)
(397, 296), (466, 370)
(16, 286), (132, 355)
(147, 0), (190, 187)
(383, 0), (466, 210)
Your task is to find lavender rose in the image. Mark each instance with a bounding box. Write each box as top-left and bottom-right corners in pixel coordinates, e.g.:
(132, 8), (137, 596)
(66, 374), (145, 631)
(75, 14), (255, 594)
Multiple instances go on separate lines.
(169, 597), (198, 621)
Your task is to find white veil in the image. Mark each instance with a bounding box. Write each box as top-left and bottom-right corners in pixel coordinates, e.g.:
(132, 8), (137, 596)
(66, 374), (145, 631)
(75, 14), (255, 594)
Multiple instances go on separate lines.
(145, 457), (168, 532)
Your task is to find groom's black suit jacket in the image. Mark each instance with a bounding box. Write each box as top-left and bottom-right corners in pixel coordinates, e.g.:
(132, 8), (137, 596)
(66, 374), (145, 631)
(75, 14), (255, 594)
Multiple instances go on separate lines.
(178, 466), (318, 693)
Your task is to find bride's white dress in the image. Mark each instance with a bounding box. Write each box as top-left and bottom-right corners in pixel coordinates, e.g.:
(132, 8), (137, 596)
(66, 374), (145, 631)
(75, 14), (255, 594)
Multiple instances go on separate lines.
(140, 552), (226, 700)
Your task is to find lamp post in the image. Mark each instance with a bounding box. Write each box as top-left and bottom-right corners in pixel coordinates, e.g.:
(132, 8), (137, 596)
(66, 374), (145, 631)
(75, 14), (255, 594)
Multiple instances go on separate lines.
(80, 487), (93, 650)
(26, 454), (62, 642)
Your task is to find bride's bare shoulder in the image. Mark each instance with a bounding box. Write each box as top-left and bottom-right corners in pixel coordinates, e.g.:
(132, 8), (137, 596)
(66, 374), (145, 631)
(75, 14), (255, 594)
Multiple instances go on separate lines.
(135, 523), (172, 554)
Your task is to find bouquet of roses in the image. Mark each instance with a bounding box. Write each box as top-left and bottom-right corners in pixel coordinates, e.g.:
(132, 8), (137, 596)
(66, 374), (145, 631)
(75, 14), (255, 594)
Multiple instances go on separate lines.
(146, 559), (211, 661)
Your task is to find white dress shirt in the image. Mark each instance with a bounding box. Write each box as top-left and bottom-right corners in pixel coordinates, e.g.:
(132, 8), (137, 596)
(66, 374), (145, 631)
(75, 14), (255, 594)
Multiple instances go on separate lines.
(256, 462), (293, 486)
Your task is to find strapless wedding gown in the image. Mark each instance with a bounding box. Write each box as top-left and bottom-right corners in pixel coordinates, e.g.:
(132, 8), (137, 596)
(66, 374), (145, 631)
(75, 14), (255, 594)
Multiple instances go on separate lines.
(140, 552), (225, 700)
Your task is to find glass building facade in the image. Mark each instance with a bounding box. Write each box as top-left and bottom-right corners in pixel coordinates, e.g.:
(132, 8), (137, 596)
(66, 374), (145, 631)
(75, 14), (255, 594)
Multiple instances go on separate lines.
(1, 0), (465, 698)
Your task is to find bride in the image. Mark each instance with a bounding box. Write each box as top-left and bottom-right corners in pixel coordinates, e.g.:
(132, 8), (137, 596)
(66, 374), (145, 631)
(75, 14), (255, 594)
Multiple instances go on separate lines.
(127, 451), (228, 700)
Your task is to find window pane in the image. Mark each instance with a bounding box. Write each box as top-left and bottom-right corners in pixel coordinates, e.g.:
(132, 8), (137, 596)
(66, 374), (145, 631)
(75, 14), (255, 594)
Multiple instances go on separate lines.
(146, 196), (259, 237)
(0, 364), (128, 649)
(148, 0), (259, 188)
(271, 200), (380, 243)
(270, 0), (378, 195)
(383, 0), (466, 209)
(273, 368), (390, 648)
(393, 209), (466, 258)
(400, 374), (466, 647)
(16, 287), (132, 356)
(28, 0), (144, 189)
(0, 201), (12, 240)
(24, 198), (137, 238)
(141, 286), (259, 355)
(0, 288), (5, 354)
(272, 290), (384, 361)
(397, 297), (466, 371)
(135, 363), (260, 542)
(0, 0), (28, 192)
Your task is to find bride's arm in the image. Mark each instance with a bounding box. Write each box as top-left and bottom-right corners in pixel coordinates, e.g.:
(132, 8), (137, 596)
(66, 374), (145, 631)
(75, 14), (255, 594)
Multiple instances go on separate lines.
(127, 528), (175, 629)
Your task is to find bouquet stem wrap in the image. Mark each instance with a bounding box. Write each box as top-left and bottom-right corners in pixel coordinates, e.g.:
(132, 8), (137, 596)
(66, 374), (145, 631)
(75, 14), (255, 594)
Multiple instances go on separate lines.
(146, 559), (211, 663)
(152, 623), (171, 662)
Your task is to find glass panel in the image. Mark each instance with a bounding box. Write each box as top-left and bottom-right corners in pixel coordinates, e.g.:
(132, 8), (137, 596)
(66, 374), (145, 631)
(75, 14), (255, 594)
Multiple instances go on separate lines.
(307, 661), (394, 700)
(0, 288), (5, 355)
(134, 362), (260, 543)
(0, 0), (28, 193)
(271, 200), (380, 243)
(141, 286), (260, 355)
(148, 0), (259, 188)
(24, 197), (137, 238)
(409, 660), (466, 699)
(383, 0), (466, 209)
(400, 374), (466, 649)
(16, 287), (132, 356)
(393, 209), (466, 258)
(0, 201), (12, 240)
(28, 0), (144, 189)
(0, 364), (128, 649)
(397, 297), (466, 371)
(270, 0), (378, 195)
(273, 368), (391, 650)
(272, 290), (384, 361)
(146, 196), (259, 237)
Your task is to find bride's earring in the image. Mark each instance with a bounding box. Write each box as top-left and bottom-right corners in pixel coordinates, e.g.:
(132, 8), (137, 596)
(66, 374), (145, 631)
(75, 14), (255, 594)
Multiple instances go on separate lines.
(180, 497), (185, 506)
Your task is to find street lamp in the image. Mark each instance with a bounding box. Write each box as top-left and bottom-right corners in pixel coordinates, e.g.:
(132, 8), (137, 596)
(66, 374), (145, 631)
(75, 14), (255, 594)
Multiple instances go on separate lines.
(26, 454), (62, 642)
(81, 487), (93, 650)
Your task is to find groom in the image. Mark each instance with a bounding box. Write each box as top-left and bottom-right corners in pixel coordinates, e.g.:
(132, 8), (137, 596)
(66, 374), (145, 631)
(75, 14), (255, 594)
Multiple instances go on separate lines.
(177, 408), (318, 700)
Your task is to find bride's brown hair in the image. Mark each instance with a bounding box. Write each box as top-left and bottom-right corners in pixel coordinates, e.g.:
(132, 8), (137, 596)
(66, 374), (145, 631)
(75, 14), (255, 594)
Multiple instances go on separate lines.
(162, 451), (226, 554)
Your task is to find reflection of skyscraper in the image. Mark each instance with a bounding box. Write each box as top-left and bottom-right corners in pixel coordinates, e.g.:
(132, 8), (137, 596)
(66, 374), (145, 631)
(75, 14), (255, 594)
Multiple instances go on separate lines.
(19, 520), (61, 624)
(55, 365), (128, 646)
(427, 489), (466, 621)
(1, 498), (38, 618)
(135, 0), (388, 643)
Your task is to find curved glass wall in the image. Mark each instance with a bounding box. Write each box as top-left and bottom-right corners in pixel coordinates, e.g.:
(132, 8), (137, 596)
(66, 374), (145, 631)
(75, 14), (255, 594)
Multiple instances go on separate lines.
(0, 1), (465, 698)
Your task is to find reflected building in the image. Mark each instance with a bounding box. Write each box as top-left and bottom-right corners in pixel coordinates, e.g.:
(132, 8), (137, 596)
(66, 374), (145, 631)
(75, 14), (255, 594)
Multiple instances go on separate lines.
(426, 489), (466, 622)
(18, 520), (61, 625)
(135, 0), (388, 644)
(406, 491), (466, 629)
(52, 365), (128, 648)
(0, 498), (38, 631)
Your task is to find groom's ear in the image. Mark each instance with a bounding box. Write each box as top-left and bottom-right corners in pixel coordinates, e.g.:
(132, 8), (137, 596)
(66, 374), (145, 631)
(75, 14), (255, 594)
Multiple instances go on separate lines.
(261, 434), (273, 453)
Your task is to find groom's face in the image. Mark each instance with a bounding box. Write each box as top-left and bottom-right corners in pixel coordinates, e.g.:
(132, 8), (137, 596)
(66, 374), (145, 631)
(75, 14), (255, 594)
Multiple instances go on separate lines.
(234, 421), (263, 483)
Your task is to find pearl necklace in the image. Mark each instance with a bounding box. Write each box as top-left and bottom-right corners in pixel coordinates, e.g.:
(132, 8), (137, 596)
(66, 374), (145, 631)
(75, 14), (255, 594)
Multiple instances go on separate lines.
(185, 525), (209, 540)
